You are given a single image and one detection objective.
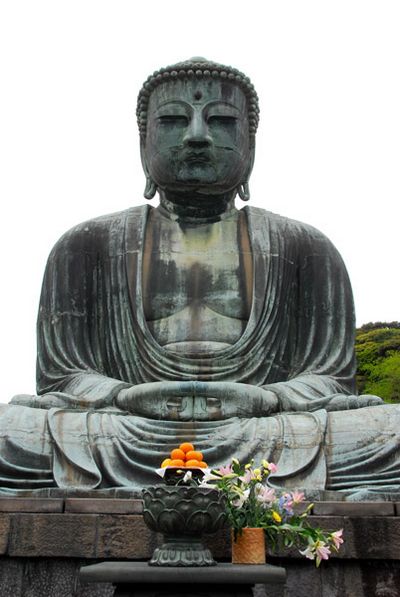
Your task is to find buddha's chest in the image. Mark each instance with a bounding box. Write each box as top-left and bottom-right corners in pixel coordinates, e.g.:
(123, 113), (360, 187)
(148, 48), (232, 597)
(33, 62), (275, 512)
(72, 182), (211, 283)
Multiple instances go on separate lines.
(141, 210), (253, 350)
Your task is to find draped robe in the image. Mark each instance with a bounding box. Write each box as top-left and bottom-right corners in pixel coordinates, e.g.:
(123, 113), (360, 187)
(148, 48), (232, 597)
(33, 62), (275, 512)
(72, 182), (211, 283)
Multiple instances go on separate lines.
(1, 205), (400, 495)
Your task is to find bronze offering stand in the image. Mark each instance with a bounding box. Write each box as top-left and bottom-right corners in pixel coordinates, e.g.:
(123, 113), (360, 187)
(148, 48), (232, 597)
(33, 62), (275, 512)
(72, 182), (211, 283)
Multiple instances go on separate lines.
(142, 468), (226, 566)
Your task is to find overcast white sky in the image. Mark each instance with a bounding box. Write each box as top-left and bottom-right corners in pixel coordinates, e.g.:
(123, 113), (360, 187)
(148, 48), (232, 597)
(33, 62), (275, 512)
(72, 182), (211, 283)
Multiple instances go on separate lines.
(0, 0), (399, 400)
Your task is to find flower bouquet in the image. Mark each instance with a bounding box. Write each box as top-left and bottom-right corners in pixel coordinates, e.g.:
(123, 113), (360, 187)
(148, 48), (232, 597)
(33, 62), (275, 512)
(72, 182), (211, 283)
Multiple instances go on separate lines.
(200, 458), (343, 566)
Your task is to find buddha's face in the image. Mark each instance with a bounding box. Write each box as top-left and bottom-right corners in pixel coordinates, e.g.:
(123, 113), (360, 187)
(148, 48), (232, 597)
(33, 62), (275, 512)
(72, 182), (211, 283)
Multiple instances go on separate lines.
(142, 78), (252, 196)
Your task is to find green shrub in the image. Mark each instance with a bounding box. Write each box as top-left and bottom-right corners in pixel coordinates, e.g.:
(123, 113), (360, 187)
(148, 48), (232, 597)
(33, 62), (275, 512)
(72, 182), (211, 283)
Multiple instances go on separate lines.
(355, 325), (400, 403)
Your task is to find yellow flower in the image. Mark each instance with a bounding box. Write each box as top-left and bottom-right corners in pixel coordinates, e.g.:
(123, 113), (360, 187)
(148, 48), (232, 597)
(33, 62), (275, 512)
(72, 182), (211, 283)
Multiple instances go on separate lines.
(272, 511), (282, 523)
(253, 468), (262, 481)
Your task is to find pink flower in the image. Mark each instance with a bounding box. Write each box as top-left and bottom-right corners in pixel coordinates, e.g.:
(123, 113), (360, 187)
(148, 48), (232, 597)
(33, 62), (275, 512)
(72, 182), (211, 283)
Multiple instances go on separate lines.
(256, 486), (276, 504)
(315, 542), (331, 565)
(291, 490), (305, 504)
(300, 539), (331, 567)
(282, 493), (294, 509)
(330, 529), (344, 550)
(268, 462), (278, 473)
(240, 470), (253, 484)
(218, 465), (233, 476)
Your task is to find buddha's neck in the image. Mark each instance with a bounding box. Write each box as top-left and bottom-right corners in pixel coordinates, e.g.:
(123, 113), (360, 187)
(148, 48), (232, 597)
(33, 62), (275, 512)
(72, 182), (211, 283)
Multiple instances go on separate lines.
(157, 190), (237, 224)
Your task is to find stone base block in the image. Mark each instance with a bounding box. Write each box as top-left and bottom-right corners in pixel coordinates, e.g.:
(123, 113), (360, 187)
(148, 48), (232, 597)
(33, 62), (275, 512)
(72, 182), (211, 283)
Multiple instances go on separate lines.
(0, 499), (398, 596)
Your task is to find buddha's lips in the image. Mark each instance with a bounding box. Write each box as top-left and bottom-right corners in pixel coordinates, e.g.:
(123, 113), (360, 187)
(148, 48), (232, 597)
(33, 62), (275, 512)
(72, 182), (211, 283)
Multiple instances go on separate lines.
(184, 153), (212, 164)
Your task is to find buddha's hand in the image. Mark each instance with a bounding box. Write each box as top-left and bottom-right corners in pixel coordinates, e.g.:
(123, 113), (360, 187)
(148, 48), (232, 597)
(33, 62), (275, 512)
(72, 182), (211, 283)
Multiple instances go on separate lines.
(115, 381), (279, 421)
(116, 382), (193, 420)
(324, 394), (384, 411)
(191, 382), (279, 420)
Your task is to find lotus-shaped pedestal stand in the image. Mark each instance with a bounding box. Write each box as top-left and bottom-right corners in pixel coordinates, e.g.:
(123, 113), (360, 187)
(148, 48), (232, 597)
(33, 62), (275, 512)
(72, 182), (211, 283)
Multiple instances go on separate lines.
(142, 485), (226, 566)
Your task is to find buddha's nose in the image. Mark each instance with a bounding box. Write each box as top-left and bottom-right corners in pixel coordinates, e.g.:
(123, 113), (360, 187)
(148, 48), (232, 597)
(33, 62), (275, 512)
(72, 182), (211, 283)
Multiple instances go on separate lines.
(183, 113), (212, 148)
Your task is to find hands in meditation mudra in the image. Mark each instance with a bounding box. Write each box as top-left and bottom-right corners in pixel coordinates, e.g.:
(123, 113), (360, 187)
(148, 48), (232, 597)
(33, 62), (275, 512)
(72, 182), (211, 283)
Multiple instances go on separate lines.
(3, 58), (398, 497)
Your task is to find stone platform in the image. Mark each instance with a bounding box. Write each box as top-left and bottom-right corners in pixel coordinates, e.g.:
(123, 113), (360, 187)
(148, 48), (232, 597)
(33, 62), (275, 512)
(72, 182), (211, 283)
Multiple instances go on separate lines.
(0, 498), (399, 596)
(80, 561), (286, 596)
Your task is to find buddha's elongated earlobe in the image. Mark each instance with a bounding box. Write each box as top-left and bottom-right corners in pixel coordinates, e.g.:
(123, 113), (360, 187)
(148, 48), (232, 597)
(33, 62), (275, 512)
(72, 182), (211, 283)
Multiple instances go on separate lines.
(144, 176), (157, 200)
(141, 141), (158, 199)
(237, 182), (250, 201)
(237, 143), (254, 202)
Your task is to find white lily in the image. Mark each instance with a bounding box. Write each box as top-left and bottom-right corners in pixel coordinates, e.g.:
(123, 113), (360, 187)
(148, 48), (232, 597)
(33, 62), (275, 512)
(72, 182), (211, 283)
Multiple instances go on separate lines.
(199, 470), (220, 484)
(232, 488), (250, 509)
(183, 471), (192, 483)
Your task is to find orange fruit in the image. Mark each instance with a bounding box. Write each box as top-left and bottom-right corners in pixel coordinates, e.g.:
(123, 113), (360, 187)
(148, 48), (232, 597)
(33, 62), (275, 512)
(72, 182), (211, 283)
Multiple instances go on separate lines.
(161, 458), (172, 468)
(170, 459), (185, 467)
(179, 442), (195, 454)
(197, 461), (208, 468)
(186, 450), (203, 462)
(185, 459), (203, 468)
(170, 448), (186, 461)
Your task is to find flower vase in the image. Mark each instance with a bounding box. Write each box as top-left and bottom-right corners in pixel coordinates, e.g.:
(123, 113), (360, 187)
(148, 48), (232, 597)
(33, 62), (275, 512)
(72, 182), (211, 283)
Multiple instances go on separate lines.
(231, 528), (266, 564)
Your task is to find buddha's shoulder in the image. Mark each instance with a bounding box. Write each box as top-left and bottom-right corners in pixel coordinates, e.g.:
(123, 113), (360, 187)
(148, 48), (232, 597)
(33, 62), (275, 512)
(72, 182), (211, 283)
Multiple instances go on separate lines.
(245, 206), (336, 247)
(50, 205), (147, 252)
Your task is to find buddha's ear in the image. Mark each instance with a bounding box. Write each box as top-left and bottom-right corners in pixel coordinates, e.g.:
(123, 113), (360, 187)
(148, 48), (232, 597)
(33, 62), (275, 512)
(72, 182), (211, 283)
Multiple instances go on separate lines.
(140, 141), (157, 200)
(237, 141), (255, 202)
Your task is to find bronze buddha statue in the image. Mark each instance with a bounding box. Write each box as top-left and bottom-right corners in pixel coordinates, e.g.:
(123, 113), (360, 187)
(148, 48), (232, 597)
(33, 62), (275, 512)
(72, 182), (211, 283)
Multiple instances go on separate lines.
(2, 59), (398, 498)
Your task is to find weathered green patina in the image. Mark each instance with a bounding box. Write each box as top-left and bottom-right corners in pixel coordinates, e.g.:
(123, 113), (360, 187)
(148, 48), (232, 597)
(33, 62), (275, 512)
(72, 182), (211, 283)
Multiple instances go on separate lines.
(1, 59), (399, 497)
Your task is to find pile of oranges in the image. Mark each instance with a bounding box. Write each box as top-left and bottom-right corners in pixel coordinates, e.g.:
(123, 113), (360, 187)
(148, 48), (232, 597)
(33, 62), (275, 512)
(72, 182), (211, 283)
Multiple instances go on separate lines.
(161, 442), (208, 469)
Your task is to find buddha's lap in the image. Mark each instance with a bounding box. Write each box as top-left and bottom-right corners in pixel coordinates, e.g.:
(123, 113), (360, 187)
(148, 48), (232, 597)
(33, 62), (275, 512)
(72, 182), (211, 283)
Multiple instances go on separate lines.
(0, 401), (399, 460)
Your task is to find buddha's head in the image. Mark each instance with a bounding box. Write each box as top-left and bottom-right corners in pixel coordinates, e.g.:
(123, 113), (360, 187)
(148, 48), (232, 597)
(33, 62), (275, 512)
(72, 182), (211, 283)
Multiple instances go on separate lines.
(137, 59), (259, 204)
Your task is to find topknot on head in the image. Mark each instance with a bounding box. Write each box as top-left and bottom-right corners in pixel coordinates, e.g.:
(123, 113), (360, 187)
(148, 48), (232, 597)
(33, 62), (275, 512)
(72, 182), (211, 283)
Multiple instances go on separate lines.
(136, 58), (260, 140)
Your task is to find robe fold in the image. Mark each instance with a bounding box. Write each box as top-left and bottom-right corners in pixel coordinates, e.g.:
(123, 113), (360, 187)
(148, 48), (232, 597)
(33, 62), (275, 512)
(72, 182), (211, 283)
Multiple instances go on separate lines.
(37, 205), (357, 398)
(1, 205), (400, 494)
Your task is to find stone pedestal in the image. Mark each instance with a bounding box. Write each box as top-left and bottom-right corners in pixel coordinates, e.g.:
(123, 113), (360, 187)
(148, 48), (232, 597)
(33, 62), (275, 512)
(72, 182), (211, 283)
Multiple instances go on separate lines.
(80, 561), (286, 596)
(0, 497), (399, 596)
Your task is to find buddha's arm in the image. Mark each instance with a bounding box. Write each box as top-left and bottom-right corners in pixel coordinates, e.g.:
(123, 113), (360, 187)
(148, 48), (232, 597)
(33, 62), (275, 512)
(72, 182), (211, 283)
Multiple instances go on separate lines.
(29, 218), (132, 410)
(261, 227), (382, 412)
(261, 377), (382, 412)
